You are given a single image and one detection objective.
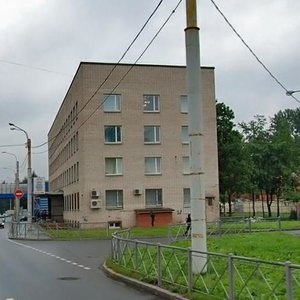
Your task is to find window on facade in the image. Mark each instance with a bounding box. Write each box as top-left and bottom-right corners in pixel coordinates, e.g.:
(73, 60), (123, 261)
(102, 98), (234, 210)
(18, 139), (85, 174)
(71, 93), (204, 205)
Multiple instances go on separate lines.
(144, 126), (160, 144)
(145, 157), (161, 175)
(183, 188), (191, 207)
(181, 126), (189, 144)
(145, 189), (162, 207)
(105, 190), (123, 209)
(206, 196), (214, 206)
(180, 95), (188, 113)
(105, 157), (123, 175)
(182, 156), (190, 174)
(104, 126), (122, 143)
(103, 94), (121, 112)
(143, 95), (160, 112)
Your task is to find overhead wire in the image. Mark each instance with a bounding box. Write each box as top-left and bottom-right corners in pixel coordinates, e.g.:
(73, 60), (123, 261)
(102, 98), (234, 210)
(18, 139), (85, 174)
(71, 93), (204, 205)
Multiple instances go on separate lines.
(32, 0), (182, 152)
(0, 59), (72, 77)
(0, 143), (26, 148)
(47, 0), (183, 160)
(209, 0), (300, 104)
(54, 0), (183, 157)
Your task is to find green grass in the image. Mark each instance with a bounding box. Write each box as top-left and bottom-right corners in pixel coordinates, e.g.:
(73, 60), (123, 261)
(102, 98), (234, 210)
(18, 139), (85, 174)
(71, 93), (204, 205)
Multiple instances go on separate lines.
(44, 220), (300, 240)
(109, 231), (300, 299)
(45, 225), (170, 239)
(176, 231), (300, 264)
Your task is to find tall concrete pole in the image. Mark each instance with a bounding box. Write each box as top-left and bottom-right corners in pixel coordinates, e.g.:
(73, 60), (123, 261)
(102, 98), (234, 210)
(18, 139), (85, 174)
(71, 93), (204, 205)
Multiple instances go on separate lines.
(185, 0), (207, 273)
(27, 138), (32, 223)
(15, 160), (20, 221)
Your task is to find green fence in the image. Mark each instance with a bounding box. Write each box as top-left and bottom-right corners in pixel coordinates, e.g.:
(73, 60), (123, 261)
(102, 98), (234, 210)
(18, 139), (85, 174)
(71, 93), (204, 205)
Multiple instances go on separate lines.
(111, 229), (300, 300)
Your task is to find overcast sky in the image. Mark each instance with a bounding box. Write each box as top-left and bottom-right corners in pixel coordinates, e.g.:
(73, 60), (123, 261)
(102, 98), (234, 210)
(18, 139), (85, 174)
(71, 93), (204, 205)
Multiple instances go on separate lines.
(0, 0), (299, 181)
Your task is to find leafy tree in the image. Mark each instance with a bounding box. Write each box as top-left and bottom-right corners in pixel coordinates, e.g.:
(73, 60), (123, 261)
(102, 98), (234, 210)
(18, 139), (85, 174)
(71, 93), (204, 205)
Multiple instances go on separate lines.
(240, 114), (300, 217)
(20, 170), (38, 184)
(217, 102), (250, 216)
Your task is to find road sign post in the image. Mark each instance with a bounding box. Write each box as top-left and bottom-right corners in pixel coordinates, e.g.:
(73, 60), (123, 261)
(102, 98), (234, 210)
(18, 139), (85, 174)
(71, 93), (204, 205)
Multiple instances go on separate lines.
(15, 189), (24, 199)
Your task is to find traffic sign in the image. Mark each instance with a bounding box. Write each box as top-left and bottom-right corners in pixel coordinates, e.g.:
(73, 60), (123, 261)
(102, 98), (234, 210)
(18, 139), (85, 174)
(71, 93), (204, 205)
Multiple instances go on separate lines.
(15, 189), (24, 199)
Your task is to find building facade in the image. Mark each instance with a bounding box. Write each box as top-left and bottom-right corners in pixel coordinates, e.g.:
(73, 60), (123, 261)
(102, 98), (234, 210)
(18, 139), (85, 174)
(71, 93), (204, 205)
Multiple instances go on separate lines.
(48, 62), (219, 228)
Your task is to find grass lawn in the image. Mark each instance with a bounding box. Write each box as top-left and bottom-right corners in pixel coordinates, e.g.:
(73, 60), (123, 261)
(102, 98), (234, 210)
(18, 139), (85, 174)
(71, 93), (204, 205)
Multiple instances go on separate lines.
(176, 231), (300, 264)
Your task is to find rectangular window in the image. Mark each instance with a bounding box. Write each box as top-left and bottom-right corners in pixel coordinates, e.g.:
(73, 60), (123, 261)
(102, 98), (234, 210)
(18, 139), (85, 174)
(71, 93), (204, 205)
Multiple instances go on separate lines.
(206, 196), (214, 206)
(182, 156), (190, 174)
(181, 126), (189, 144)
(144, 126), (160, 144)
(143, 95), (160, 112)
(145, 189), (162, 207)
(183, 188), (191, 207)
(105, 157), (123, 175)
(106, 190), (123, 209)
(145, 157), (161, 175)
(180, 95), (188, 113)
(103, 94), (121, 112)
(104, 126), (122, 143)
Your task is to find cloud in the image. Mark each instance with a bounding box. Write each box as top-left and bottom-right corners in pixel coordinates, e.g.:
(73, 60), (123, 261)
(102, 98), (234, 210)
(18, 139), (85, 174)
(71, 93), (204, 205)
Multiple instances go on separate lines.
(0, 0), (299, 179)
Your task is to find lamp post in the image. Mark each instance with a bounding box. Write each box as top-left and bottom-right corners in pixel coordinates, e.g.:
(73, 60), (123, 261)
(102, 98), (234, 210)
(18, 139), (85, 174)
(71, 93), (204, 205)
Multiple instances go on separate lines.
(9, 123), (32, 223)
(2, 151), (19, 221)
(286, 89), (300, 96)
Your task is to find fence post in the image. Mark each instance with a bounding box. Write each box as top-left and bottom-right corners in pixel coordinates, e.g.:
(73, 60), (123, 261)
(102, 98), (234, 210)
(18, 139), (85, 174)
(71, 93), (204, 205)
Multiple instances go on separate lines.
(157, 243), (162, 287)
(188, 248), (192, 293)
(228, 254), (235, 300)
(248, 218), (252, 233)
(117, 238), (121, 263)
(217, 219), (221, 236)
(278, 216), (281, 231)
(135, 240), (138, 270)
(285, 261), (293, 300)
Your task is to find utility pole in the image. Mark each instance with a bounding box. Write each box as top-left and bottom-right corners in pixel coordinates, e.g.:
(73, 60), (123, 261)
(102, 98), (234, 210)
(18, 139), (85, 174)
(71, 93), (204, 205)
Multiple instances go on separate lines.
(27, 137), (32, 223)
(185, 0), (207, 273)
(15, 160), (20, 221)
(9, 123), (32, 223)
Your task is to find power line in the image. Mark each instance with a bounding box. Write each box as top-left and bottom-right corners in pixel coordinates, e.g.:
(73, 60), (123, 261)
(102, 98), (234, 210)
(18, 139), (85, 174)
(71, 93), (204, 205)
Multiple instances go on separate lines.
(0, 59), (72, 77)
(47, 0), (183, 161)
(32, 0), (165, 150)
(209, 0), (300, 104)
(0, 143), (26, 148)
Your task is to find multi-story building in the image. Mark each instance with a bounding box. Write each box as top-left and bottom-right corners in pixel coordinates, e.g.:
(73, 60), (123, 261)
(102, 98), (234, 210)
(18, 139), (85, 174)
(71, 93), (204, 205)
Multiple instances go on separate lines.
(48, 62), (219, 228)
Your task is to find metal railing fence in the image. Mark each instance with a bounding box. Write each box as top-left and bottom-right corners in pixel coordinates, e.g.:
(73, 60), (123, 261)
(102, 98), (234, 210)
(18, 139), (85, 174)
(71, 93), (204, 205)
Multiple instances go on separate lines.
(111, 229), (300, 300)
(168, 217), (299, 242)
(8, 222), (49, 240)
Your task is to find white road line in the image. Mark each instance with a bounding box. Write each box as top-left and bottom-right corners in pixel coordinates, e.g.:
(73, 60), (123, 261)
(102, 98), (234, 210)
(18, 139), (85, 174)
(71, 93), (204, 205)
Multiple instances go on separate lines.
(7, 239), (91, 271)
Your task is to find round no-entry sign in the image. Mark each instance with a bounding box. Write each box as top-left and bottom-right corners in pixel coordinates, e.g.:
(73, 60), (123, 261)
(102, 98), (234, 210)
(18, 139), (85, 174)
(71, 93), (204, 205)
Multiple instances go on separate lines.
(15, 189), (24, 199)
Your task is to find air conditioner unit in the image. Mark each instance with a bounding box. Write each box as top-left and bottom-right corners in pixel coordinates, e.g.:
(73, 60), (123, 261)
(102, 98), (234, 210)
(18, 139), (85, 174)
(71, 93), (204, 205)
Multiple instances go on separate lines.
(133, 189), (142, 196)
(91, 190), (100, 199)
(90, 199), (101, 209)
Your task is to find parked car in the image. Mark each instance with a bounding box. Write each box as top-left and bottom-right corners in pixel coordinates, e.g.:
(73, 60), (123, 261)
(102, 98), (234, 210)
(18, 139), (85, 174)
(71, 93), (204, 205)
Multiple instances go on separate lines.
(0, 220), (4, 229)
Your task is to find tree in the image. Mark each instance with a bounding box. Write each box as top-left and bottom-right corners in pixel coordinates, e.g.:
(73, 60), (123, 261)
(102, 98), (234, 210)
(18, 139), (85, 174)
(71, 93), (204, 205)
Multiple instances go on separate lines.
(20, 170), (38, 184)
(217, 102), (250, 216)
(240, 114), (300, 217)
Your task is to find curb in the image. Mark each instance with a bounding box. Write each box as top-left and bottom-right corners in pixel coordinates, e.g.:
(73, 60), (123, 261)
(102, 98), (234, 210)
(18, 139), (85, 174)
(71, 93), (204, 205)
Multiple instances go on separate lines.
(102, 262), (188, 300)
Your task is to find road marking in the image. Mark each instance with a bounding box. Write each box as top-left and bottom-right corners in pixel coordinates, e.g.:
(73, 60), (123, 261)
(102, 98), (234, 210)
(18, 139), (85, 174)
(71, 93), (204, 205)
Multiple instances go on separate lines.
(8, 239), (92, 271)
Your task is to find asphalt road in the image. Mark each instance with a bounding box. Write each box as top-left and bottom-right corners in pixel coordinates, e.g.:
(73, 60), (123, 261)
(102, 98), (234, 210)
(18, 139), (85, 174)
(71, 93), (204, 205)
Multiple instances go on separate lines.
(0, 227), (162, 300)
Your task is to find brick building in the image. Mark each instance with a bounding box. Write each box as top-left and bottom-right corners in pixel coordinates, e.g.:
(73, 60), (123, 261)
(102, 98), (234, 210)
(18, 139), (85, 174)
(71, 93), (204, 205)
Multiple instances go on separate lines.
(48, 62), (219, 228)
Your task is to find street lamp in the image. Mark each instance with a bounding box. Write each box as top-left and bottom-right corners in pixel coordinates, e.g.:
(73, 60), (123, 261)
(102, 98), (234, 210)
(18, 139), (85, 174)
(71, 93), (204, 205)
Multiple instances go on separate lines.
(9, 123), (32, 223)
(2, 151), (20, 221)
(286, 89), (300, 96)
